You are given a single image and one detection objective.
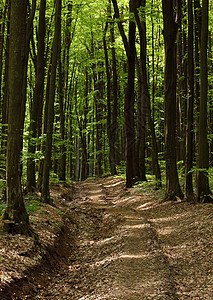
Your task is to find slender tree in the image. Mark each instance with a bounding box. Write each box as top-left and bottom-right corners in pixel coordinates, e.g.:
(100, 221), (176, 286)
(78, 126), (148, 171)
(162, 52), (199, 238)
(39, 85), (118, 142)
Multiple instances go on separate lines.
(26, 0), (46, 192)
(197, 0), (212, 202)
(162, 0), (183, 200)
(134, 0), (161, 187)
(112, 0), (138, 187)
(103, 12), (118, 176)
(41, 0), (61, 203)
(185, 0), (195, 201)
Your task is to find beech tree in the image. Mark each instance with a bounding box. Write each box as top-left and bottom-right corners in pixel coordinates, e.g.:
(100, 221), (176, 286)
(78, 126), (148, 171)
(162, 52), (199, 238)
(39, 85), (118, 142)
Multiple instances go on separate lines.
(197, 0), (212, 202)
(112, 0), (139, 187)
(41, 0), (61, 203)
(0, 0), (213, 217)
(185, 0), (195, 201)
(26, 0), (46, 192)
(2, 0), (30, 233)
(162, 0), (183, 200)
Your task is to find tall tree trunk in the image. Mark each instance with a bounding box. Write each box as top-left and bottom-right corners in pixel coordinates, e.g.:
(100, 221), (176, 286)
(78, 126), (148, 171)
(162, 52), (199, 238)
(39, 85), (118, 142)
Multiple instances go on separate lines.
(81, 69), (89, 181)
(162, 0), (183, 200)
(134, 0), (161, 187)
(110, 20), (118, 174)
(0, 0), (7, 115)
(209, 32), (213, 166)
(135, 58), (146, 181)
(37, 63), (51, 191)
(2, 0), (29, 232)
(194, 0), (201, 156)
(41, 0), (61, 203)
(112, 0), (137, 187)
(94, 67), (104, 177)
(197, 0), (212, 202)
(124, 0), (136, 187)
(103, 18), (118, 176)
(26, 0), (46, 192)
(0, 1), (10, 184)
(185, 0), (195, 201)
(58, 59), (66, 182)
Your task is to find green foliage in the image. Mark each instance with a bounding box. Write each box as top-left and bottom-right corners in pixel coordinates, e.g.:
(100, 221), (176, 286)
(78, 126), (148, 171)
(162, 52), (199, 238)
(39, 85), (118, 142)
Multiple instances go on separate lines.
(133, 175), (165, 198)
(0, 202), (6, 216)
(24, 196), (43, 215)
(0, 195), (43, 217)
(116, 161), (126, 176)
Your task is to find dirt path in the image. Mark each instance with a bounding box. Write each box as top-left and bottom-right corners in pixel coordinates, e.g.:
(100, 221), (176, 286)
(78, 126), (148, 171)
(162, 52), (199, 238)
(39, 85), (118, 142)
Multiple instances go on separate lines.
(78, 177), (179, 299)
(26, 177), (178, 299)
(4, 176), (212, 299)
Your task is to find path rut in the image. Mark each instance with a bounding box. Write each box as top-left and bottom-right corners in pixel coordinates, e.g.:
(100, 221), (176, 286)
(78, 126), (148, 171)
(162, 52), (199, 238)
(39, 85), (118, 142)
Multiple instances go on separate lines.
(75, 177), (178, 300)
(8, 177), (179, 299)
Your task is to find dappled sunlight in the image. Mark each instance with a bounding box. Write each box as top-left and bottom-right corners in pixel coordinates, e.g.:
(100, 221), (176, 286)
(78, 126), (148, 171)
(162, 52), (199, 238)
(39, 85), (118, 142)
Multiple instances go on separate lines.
(157, 226), (174, 235)
(87, 189), (102, 196)
(149, 212), (189, 224)
(104, 181), (124, 188)
(114, 196), (140, 207)
(81, 236), (118, 247)
(120, 253), (149, 259)
(124, 216), (141, 221)
(137, 200), (158, 210)
(84, 254), (120, 269)
(123, 223), (150, 230)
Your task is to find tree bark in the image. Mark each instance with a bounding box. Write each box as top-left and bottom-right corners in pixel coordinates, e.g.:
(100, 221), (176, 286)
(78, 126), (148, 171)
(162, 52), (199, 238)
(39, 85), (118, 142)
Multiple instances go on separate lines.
(103, 16), (118, 176)
(111, 0), (138, 187)
(26, 0), (46, 192)
(185, 0), (195, 201)
(134, 0), (161, 187)
(162, 0), (183, 200)
(197, 0), (212, 202)
(3, 0), (29, 229)
(41, 0), (61, 203)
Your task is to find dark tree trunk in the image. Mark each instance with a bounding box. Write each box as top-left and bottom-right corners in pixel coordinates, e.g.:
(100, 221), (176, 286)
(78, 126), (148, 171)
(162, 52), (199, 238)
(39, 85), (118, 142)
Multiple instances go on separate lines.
(162, 0), (183, 200)
(185, 0), (195, 201)
(134, 0), (161, 187)
(2, 0), (29, 231)
(209, 32), (213, 166)
(110, 20), (119, 175)
(197, 0), (212, 202)
(58, 59), (66, 182)
(94, 67), (104, 177)
(26, 0), (46, 192)
(37, 63), (51, 191)
(112, 0), (137, 187)
(41, 0), (61, 203)
(103, 22), (113, 174)
(21, 0), (36, 128)
(135, 58), (146, 181)
(103, 17), (118, 176)
(124, 2), (136, 187)
(0, 1), (10, 183)
(0, 0), (8, 182)
(0, 1), (7, 115)
(81, 67), (89, 181)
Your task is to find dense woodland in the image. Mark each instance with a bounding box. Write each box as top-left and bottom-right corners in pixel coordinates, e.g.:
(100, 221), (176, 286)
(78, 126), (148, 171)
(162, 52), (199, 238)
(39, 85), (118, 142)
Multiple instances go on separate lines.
(0, 0), (213, 232)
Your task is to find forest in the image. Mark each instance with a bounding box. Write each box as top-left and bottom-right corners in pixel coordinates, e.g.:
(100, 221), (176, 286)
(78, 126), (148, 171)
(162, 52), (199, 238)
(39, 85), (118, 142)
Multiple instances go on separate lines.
(0, 0), (213, 298)
(0, 0), (213, 230)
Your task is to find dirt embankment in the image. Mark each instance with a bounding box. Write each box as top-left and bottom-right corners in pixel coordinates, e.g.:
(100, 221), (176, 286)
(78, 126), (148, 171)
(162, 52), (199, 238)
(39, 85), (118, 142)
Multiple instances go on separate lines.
(0, 176), (212, 299)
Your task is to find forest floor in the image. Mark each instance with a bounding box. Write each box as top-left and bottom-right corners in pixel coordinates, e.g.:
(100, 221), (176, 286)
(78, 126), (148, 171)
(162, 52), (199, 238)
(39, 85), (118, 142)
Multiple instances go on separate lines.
(0, 176), (213, 299)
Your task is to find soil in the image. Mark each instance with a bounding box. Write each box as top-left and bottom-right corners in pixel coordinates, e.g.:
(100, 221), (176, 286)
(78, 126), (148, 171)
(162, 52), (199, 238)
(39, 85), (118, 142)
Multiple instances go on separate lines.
(0, 176), (212, 299)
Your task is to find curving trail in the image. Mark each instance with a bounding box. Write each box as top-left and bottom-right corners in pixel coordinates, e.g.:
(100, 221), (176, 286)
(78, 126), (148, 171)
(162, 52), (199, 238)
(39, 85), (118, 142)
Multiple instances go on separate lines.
(30, 177), (178, 300)
(71, 177), (178, 300)
(10, 176), (212, 299)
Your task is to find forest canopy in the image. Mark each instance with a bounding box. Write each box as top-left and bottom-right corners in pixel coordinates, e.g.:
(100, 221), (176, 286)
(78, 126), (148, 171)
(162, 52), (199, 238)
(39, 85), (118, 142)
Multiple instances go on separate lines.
(0, 0), (213, 232)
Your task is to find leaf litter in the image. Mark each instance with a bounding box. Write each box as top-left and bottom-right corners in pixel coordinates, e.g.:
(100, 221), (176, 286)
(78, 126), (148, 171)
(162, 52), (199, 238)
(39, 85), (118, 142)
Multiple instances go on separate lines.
(0, 177), (212, 299)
